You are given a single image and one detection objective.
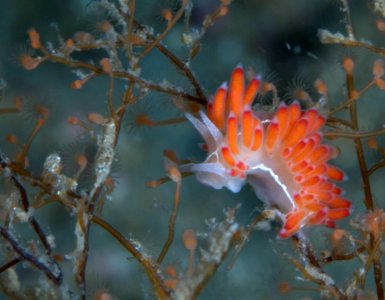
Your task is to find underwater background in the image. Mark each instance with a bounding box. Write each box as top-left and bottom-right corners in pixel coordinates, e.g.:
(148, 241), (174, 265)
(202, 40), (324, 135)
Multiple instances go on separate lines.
(0, 0), (384, 299)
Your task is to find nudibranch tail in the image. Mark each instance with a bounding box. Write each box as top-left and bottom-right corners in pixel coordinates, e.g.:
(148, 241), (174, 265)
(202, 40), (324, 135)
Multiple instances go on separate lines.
(185, 65), (351, 238)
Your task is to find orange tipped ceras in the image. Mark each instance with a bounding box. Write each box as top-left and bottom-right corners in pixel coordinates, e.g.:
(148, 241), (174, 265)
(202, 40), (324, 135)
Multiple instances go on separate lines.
(183, 65), (350, 238)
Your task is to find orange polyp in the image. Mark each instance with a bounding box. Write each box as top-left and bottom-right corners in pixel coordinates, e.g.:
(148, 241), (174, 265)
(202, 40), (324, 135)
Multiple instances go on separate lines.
(307, 189), (332, 202)
(283, 141), (306, 160)
(304, 201), (326, 212)
(251, 128), (263, 151)
(322, 196), (351, 209)
(285, 210), (306, 228)
(274, 105), (289, 139)
(318, 182), (342, 196)
(302, 194), (315, 202)
(303, 164), (326, 177)
(332, 186), (343, 195)
(242, 109), (254, 147)
(243, 76), (260, 106)
(307, 145), (330, 164)
(221, 146), (236, 166)
(291, 160), (308, 173)
(227, 115), (239, 155)
(318, 181), (333, 191)
(311, 132), (323, 145)
(294, 193), (303, 206)
(309, 115), (326, 133)
(295, 175), (304, 183)
(281, 147), (292, 158)
(290, 139), (315, 164)
(229, 65), (245, 119)
(301, 165), (315, 175)
(307, 209), (327, 225)
(301, 171), (323, 187)
(303, 109), (323, 134)
(279, 210), (306, 238)
(327, 208), (350, 220)
(211, 83), (227, 129)
(303, 109), (318, 122)
(301, 175), (321, 187)
(28, 28), (41, 49)
(326, 165), (345, 181)
(287, 102), (301, 131)
(283, 118), (309, 149)
(265, 122), (280, 154)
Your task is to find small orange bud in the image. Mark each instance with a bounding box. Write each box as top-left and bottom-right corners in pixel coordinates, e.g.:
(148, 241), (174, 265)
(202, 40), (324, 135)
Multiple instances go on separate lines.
(88, 112), (108, 125)
(97, 21), (113, 33)
(331, 229), (346, 242)
(165, 265), (178, 278)
(342, 57), (354, 75)
(75, 153), (88, 170)
(128, 0), (135, 13)
(367, 138), (378, 149)
(375, 78), (385, 90)
(314, 79), (328, 96)
(277, 282), (292, 294)
(162, 9), (173, 23)
(130, 34), (145, 45)
(94, 290), (113, 300)
(28, 28), (41, 49)
(218, 6), (228, 17)
(37, 105), (49, 119)
(36, 118), (46, 127)
(163, 150), (181, 183)
(67, 116), (79, 125)
(104, 177), (115, 193)
(73, 32), (95, 44)
(14, 97), (23, 110)
(6, 134), (18, 144)
(167, 167), (181, 183)
(19, 54), (41, 70)
(146, 180), (162, 188)
(164, 279), (178, 290)
(262, 82), (275, 95)
(71, 79), (84, 90)
(65, 38), (74, 49)
(350, 90), (360, 100)
(135, 114), (154, 127)
(376, 19), (385, 32)
(100, 58), (112, 74)
(164, 149), (178, 163)
(182, 229), (197, 251)
(364, 209), (385, 240)
(294, 88), (311, 102)
(373, 59), (385, 79)
(53, 254), (65, 262)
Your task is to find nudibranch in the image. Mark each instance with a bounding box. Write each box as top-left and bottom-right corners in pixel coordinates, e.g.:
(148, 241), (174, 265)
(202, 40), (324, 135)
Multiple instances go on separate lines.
(183, 65), (351, 238)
